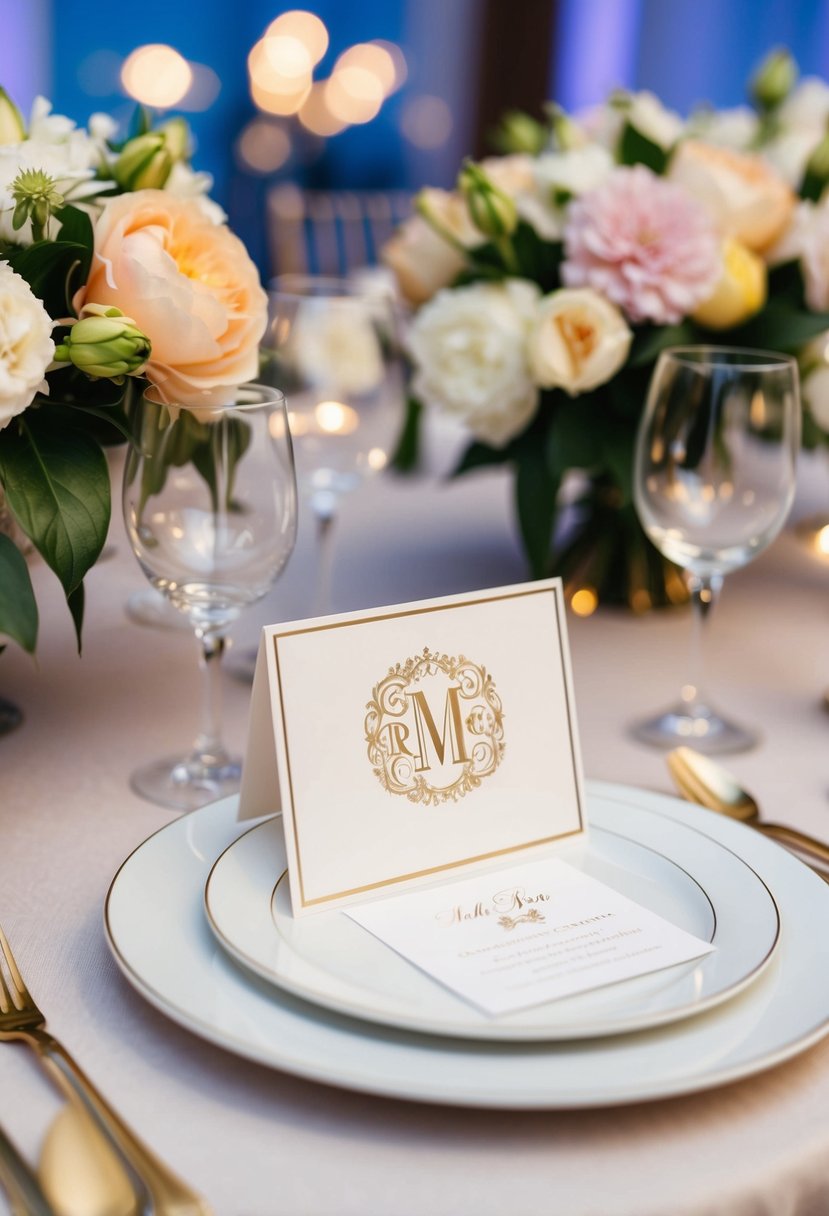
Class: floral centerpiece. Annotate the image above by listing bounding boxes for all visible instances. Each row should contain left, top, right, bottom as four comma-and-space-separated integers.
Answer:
0, 90, 266, 655
384, 50, 829, 610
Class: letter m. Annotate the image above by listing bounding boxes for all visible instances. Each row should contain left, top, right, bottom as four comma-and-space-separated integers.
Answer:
408, 685, 469, 772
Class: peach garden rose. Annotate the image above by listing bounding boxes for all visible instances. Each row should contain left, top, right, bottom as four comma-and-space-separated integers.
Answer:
77, 189, 267, 405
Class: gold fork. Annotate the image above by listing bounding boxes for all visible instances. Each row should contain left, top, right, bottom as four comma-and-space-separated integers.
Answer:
0, 1120, 56, 1216
0, 923, 212, 1215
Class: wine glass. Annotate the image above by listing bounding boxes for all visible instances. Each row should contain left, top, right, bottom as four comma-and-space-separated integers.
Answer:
123, 384, 297, 810
262, 274, 405, 615
632, 346, 800, 752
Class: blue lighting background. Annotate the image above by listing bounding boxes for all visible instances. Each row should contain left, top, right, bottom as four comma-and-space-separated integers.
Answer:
2, 0, 829, 269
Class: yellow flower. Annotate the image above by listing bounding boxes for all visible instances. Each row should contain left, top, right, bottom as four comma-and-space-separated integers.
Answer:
692, 239, 767, 330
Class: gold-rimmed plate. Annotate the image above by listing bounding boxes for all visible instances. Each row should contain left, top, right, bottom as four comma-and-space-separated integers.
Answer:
203, 796, 779, 1041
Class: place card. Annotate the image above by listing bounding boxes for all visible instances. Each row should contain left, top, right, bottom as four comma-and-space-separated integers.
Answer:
347, 856, 715, 1016
239, 580, 586, 917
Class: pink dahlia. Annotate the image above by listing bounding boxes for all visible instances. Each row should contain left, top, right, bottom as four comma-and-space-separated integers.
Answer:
561, 165, 721, 324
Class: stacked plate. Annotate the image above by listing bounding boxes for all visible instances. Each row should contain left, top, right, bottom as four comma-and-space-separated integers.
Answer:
104, 782, 829, 1109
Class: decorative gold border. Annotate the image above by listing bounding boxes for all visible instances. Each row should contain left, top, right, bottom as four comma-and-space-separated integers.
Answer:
271, 584, 585, 909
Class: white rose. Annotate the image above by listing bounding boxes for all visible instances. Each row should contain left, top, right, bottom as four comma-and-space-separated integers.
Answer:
762, 129, 821, 188
626, 91, 684, 149
409, 279, 540, 447
290, 299, 384, 396
535, 145, 614, 199
382, 212, 466, 306
580, 92, 683, 153
0, 262, 54, 429
770, 200, 829, 310
687, 106, 759, 151
528, 288, 632, 395
668, 139, 795, 251
779, 78, 829, 130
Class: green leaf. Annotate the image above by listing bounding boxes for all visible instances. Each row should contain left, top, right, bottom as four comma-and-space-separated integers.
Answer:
454, 439, 510, 476
731, 300, 829, 352
628, 322, 696, 368
67, 581, 84, 654
3, 239, 89, 317
53, 204, 94, 268
511, 226, 563, 292
514, 444, 561, 578
391, 398, 422, 472
0, 414, 110, 598
547, 396, 603, 475
618, 121, 670, 174
600, 426, 636, 505
800, 167, 825, 203
0, 534, 38, 653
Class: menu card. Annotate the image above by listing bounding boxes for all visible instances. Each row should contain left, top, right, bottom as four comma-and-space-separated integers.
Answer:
347, 856, 714, 1016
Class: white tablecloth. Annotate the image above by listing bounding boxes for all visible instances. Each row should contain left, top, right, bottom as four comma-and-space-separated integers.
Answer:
2, 436, 829, 1216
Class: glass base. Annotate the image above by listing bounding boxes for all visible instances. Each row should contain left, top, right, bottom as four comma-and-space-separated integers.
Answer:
631, 702, 758, 754
129, 753, 242, 812
0, 696, 22, 735
124, 588, 192, 632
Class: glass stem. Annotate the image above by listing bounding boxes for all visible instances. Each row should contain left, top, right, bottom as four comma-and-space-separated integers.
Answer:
313, 505, 338, 617
192, 629, 230, 768
684, 573, 723, 715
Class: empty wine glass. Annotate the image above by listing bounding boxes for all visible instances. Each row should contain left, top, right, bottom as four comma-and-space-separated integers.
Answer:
633, 346, 800, 752
123, 384, 297, 810
262, 274, 405, 615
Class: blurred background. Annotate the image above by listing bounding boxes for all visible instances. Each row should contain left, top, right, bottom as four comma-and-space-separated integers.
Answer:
3, 0, 829, 274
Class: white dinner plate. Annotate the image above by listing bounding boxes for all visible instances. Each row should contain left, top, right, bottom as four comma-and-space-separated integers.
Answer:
104, 783, 829, 1109
203, 804, 780, 1041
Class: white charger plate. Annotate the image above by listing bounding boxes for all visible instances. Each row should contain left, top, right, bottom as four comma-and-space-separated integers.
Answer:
203, 803, 780, 1041
104, 783, 829, 1109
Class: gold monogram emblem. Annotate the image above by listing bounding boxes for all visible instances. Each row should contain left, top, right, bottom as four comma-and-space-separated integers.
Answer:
364, 647, 505, 805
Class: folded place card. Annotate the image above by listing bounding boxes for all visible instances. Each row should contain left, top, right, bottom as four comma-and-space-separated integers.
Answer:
239, 579, 586, 916
346, 856, 715, 1016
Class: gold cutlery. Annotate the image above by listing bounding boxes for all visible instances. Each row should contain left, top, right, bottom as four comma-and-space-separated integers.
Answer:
667, 747, 829, 871
0, 923, 212, 1215
0, 1119, 56, 1216
39, 1103, 137, 1216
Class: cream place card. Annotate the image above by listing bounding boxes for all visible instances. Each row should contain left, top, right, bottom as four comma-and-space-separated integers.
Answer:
347, 857, 714, 1016
239, 580, 586, 916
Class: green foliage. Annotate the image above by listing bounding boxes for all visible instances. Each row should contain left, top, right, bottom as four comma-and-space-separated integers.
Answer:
514, 430, 561, 579
618, 122, 671, 174
391, 398, 423, 472
0, 413, 110, 633
0, 534, 38, 653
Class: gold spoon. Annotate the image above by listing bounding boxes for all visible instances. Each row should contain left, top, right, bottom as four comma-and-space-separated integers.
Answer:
39, 1104, 137, 1216
667, 747, 829, 869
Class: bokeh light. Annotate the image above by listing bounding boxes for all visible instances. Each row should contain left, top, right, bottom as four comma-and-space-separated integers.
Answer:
266, 11, 329, 66
335, 43, 396, 97
325, 66, 384, 125
298, 83, 347, 137
570, 588, 598, 617
263, 35, 313, 79
248, 38, 311, 95
251, 77, 312, 116
370, 41, 408, 93
181, 63, 221, 112
121, 45, 193, 109
400, 95, 453, 148
236, 120, 292, 174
